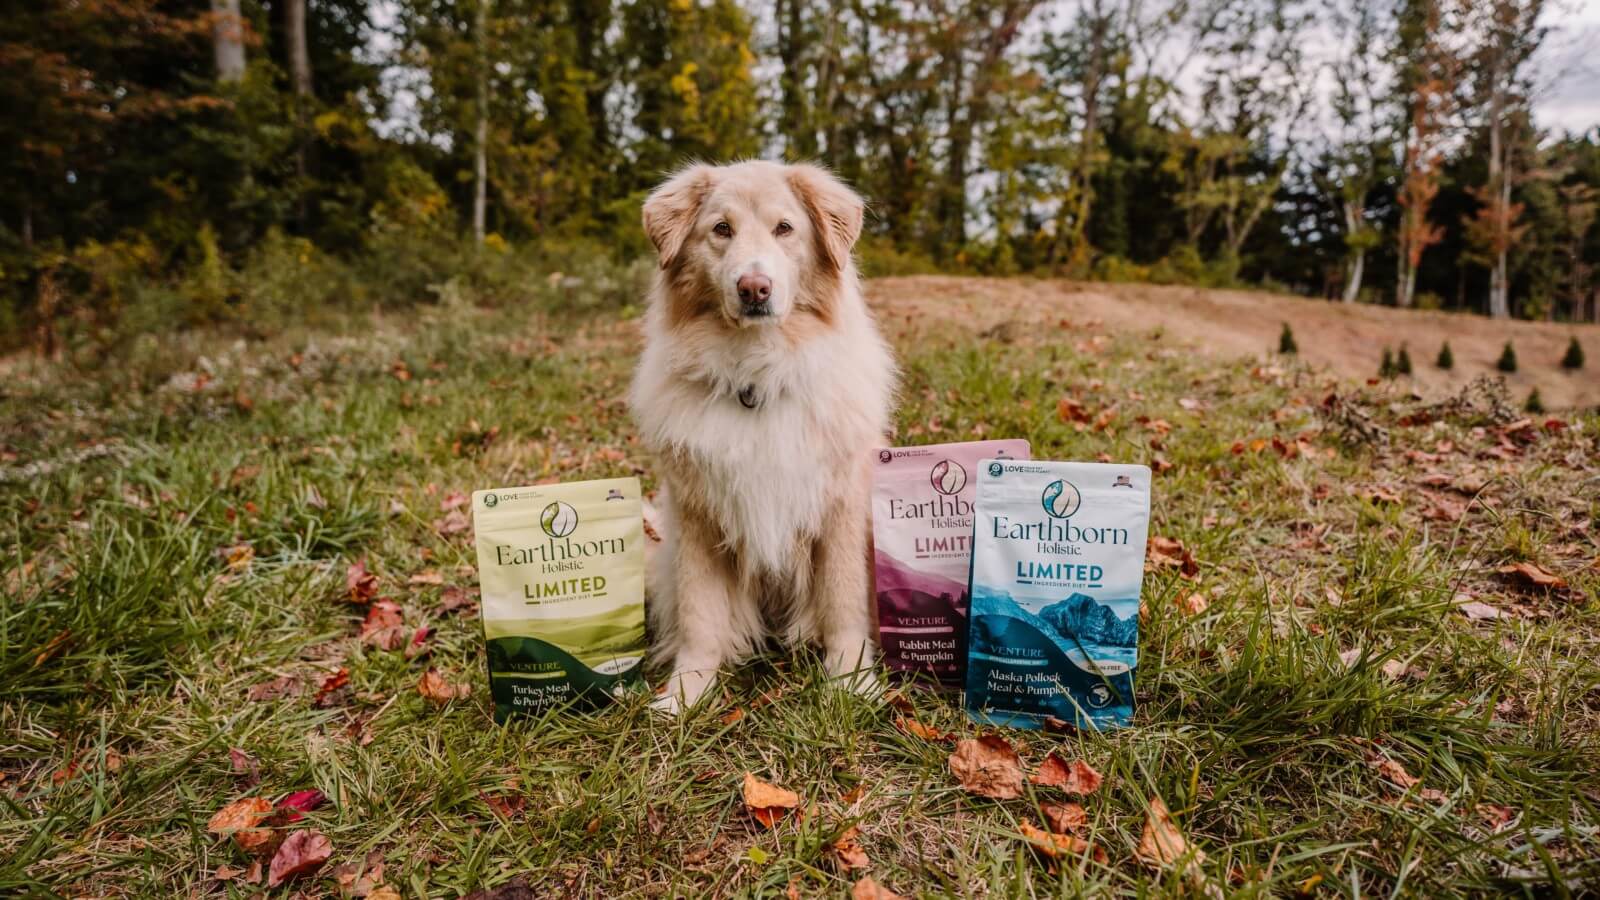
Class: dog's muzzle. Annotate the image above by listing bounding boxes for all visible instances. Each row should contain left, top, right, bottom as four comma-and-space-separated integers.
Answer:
737, 273, 773, 319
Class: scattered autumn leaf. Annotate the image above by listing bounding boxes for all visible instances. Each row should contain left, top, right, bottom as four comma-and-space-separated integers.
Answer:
742, 772, 801, 828
230, 747, 261, 786
345, 560, 379, 604
1477, 804, 1516, 832
267, 829, 332, 888
1496, 561, 1568, 592
1018, 819, 1108, 863
438, 585, 479, 616
893, 715, 951, 742
1030, 753, 1103, 795
851, 875, 906, 900
249, 672, 305, 702
359, 601, 407, 650
315, 668, 350, 704
433, 509, 471, 537
277, 789, 326, 822
1147, 536, 1200, 579
1455, 597, 1506, 621
207, 796, 277, 854
1134, 796, 1205, 870
1367, 755, 1420, 790
948, 735, 1025, 800
440, 491, 469, 512
830, 826, 870, 869
720, 707, 746, 726
1177, 591, 1209, 615
417, 669, 470, 704
1041, 801, 1088, 835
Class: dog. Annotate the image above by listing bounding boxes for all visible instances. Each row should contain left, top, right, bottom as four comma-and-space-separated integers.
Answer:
629, 160, 897, 714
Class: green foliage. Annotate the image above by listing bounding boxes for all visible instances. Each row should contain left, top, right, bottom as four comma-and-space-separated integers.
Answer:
1437, 341, 1454, 370
1524, 386, 1544, 414
1562, 336, 1585, 369
1396, 344, 1413, 375
1497, 342, 1518, 373
1379, 347, 1396, 378
1279, 322, 1298, 355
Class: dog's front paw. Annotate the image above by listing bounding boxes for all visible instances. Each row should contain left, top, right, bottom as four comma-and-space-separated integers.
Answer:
650, 667, 717, 716
831, 666, 883, 700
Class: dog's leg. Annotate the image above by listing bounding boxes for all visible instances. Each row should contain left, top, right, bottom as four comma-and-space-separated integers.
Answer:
812, 491, 880, 697
650, 510, 757, 715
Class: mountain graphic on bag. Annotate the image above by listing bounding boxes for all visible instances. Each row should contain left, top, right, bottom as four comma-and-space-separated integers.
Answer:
472, 478, 646, 722
964, 460, 1150, 729
870, 439, 1029, 689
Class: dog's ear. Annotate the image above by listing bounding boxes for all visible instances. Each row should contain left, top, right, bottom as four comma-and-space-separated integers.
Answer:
642, 164, 715, 269
788, 164, 864, 272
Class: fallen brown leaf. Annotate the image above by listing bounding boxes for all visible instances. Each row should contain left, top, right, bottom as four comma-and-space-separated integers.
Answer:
345, 560, 379, 604
1147, 536, 1200, 579
948, 736, 1025, 800
893, 715, 951, 742
247, 674, 304, 702
1134, 796, 1205, 870
742, 772, 800, 828
267, 829, 332, 888
720, 707, 746, 726
1030, 754, 1103, 795
1477, 803, 1516, 832
417, 669, 469, 704
433, 509, 471, 537
1496, 561, 1568, 591
851, 876, 906, 900
207, 796, 277, 855
1367, 755, 1420, 790
1018, 820, 1108, 863
1041, 801, 1088, 834
1177, 591, 1209, 615
830, 826, 870, 869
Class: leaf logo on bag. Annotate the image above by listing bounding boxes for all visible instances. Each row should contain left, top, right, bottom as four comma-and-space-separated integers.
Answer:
929, 459, 967, 495
1040, 480, 1082, 519
540, 501, 579, 538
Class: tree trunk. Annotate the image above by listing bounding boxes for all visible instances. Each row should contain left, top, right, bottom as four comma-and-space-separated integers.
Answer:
1065, 1, 1108, 272
20, 199, 32, 250
472, 0, 489, 246
1401, 265, 1418, 311
287, 0, 313, 98
777, 0, 814, 157
1344, 250, 1365, 303
211, 0, 246, 83
1486, 47, 1510, 319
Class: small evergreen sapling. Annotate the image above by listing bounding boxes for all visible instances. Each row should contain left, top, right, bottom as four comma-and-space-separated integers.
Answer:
1561, 337, 1584, 369
1436, 341, 1454, 369
1397, 344, 1413, 375
1497, 342, 1518, 373
1525, 387, 1544, 414
1279, 322, 1298, 355
1379, 347, 1396, 378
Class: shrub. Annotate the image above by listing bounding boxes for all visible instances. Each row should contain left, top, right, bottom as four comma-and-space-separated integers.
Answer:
1436, 341, 1454, 370
1497, 342, 1518, 373
1379, 347, 1396, 378
1396, 344, 1413, 375
1524, 387, 1544, 414
1561, 337, 1584, 370
1278, 323, 1298, 355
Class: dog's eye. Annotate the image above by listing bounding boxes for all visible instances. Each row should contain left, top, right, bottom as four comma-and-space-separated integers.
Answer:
713, 222, 732, 238
774, 221, 793, 237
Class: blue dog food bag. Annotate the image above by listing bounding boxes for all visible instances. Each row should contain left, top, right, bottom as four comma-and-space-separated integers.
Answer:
964, 460, 1151, 730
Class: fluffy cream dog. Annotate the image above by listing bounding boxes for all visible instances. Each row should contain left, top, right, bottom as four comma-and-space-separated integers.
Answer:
629, 161, 897, 713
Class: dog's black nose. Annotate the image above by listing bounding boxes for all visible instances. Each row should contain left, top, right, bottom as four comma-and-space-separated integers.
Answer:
737, 273, 772, 314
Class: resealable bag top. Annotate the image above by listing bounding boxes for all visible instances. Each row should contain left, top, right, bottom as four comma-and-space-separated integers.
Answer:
870, 439, 1030, 689
964, 459, 1150, 730
472, 478, 646, 722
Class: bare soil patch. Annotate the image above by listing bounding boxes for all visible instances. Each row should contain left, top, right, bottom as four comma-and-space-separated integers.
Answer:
867, 276, 1599, 409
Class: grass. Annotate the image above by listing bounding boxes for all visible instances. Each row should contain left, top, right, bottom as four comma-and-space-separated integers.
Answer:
2, 287, 1598, 897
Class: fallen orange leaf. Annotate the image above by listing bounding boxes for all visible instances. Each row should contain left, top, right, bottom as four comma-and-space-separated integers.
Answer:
1030, 753, 1103, 795
1496, 561, 1568, 591
267, 829, 332, 888
742, 773, 800, 828
207, 796, 277, 855
1134, 796, 1205, 870
948, 736, 1024, 799
830, 826, 870, 869
1018, 820, 1108, 863
1041, 801, 1088, 834
893, 715, 951, 742
851, 875, 906, 900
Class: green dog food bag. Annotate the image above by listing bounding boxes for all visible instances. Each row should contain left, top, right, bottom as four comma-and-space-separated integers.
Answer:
472, 478, 646, 721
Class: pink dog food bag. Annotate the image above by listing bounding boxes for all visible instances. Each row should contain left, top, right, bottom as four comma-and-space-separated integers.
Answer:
871, 439, 1030, 688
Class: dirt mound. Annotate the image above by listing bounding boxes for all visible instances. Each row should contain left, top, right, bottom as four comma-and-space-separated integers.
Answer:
866, 276, 1599, 410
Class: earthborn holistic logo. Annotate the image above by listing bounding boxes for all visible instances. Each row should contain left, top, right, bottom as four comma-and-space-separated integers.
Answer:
987, 461, 1004, 477
1041, 479, 1083, 518
482, 492, 499, 508
540, 501, 579, 538
929, 459, 967, 495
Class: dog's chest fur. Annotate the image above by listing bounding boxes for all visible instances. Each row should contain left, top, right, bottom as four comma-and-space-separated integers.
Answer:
632, 308, 893, 577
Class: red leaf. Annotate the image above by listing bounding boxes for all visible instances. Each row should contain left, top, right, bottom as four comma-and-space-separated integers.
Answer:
277, 789, 326, 823
267, 829, 333, 888
345, 560, 379, 604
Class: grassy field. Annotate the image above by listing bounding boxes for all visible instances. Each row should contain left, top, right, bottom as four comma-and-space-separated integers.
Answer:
2, 284, 1598, 898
